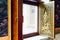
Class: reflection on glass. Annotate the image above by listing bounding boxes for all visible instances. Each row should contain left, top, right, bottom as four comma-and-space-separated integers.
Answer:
23, 4, 38, 35
41, 0, 49, 3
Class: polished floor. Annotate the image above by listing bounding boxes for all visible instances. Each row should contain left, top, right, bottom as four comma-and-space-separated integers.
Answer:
24, 35, 53, 40
54, 33, 60, 40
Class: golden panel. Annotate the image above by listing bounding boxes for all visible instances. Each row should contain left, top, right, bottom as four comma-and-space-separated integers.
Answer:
39, 1, 54, 38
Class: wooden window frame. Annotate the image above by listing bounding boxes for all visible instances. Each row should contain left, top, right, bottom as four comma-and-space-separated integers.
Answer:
23, 0, 39, 38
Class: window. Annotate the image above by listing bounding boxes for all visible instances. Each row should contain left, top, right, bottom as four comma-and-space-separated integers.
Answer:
41, 0, 49, 3
23, 4, 38, 35
23, 0, 39, 38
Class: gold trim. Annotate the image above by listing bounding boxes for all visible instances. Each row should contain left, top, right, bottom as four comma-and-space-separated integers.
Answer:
53, 1, 54, 39
8, 0, 11, 40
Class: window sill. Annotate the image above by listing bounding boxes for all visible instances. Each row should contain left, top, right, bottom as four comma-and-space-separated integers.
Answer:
24, 35, 49, 40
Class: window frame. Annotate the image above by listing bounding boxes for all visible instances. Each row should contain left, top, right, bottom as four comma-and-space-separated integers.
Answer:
23, 0, 39, 38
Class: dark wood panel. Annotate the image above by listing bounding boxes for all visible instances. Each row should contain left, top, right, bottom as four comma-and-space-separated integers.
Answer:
18, 0, 23, 40
12, 0, 23, 40
23, 32, 39, 38
12, 0, 18, 40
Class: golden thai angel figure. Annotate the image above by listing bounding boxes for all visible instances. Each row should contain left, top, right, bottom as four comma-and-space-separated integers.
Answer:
42, 11, 51, 35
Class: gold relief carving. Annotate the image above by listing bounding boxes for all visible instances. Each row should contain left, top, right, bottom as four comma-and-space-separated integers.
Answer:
41, 10, 51, 35
39, 1, 54, 38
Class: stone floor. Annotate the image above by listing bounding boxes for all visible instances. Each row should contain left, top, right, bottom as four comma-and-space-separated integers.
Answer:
54, 33, 60, 40
24, 34, 60, 40
24, 35, 54, 40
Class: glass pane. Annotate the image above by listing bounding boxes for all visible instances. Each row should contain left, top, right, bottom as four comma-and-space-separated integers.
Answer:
23, 4, 38, 35
41, 0, 49, 3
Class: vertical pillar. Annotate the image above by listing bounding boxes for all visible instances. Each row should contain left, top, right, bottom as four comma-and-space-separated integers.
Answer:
12, 0, 23, 40
12, 0, 18, 40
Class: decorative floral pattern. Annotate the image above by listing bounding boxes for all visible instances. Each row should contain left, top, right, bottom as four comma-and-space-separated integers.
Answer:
42, 11, 51, 35
39, 1, 54, 38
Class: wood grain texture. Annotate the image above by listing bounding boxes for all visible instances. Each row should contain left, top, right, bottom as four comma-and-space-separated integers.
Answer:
18, 0, 23, 40
0, 36, 8, 40
12, 0, 18, 40
55, 28, 60, 31
12, 0, 23, 40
